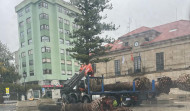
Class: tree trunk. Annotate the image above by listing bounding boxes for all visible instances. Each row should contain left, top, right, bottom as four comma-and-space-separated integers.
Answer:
175, 74, 190, 91
61, 98, 132, 111
90, 77, 173, 94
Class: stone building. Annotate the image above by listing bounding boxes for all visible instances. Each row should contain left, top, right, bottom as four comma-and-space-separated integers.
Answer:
95, 20, 190, 84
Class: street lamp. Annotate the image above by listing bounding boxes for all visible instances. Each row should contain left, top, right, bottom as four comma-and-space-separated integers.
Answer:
0, 74, 1, 83
0, 74, 3, 84
23, 71, 27, 100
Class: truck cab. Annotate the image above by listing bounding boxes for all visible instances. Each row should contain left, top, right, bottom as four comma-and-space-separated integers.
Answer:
60, 75, 92, 104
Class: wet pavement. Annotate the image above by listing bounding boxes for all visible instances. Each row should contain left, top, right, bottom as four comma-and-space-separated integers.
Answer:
0, 104, 16, 111
2, 93, 190, 111
132, 99, 190, 111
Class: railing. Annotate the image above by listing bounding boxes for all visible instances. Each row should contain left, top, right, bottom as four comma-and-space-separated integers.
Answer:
95, 66, 190, 79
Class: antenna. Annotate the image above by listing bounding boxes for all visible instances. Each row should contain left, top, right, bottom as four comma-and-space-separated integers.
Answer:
127, 18, 132, 32
176, 8, 178, 21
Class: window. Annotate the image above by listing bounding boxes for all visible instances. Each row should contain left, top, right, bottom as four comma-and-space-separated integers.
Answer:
62, 70, 65, 75
22, 62, 26, 67
39, 13, 49, 19
59, 17, 63, 23
23, 71, 27, 77
21, 52, 25, 57
28, 50, 33, 55
156, 52, 164, 71
25, 6, 30, 13
42, 58, 51, 63
114, 60, 120, 76
20, 31, 24, 39
61, 60, 65, 64
72, 23, 76, 28
41, 47, 51, 53
66, 51, 70, 55
145, 37, 149, 41
134, 56, 141, 73
64, 19, 70, 25
67, 71, 72, 75
19, 21, 24, 27
75, 72, 79, 74
60, 38, 64, 43
41, 48, 45, 52
40, 24, 49, 30
21, 42, 25, 48
30, 70, 34, 76
66, 40, 70, 45
39, 2, 48, 9
124, 42, 128, 46
44, 80, 51, 85
29, 60, 33, 66
169, 29, 178, 32
67, 61, 72, 65
41, 36, 50, 42
18, 11, 23, 17
46, 47, 51, 52
72, 23, 79, 29
75, 62, 79, 66
64, 9, 69, 15
59, 28, 63, 34
60, 49, 64, 54
58, 6, 63, 13
43, 69, 52, 74
27, 28, 31, 34
28, 39, 32, 45
26, 17, 31, 24
64, 30, 70, 35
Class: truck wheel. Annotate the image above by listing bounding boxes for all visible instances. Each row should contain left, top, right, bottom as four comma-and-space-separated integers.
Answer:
70, 96, 77, 103
82, 97, 90, 103
62, 94, 69, 103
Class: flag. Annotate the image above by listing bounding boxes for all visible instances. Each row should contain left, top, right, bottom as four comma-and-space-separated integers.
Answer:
122, 56, 125, 64
131, 52, 134, 61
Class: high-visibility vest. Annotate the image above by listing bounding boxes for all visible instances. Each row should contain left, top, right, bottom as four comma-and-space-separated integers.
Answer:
79, 64, 94, 76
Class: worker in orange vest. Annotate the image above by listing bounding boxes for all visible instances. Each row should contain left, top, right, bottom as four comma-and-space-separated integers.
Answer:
79, 63, 94, 77
85, 63, 94, 77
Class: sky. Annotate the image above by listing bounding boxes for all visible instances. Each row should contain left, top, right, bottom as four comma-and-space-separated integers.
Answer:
0, 0, 189, 52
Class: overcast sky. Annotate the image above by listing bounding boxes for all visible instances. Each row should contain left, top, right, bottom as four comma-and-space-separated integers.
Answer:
0, 0, 189, 52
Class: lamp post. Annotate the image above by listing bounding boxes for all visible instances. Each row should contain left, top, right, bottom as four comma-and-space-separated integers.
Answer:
23, 71, 27, 100
0, 74, 3, 84
0, 74, 1, 83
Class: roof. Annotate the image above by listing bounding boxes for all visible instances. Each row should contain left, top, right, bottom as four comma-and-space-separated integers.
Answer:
109, 20, 190, 51
119, 26, 152, 38
107, 40, 130, 52
15, 0, 80, 14
146, 20, 190, 44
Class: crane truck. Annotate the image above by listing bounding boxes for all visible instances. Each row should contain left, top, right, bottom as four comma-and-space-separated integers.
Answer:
60, 65, 156, 107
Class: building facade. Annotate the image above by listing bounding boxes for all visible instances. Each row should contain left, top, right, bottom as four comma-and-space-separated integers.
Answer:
96, 20, 190, 84
15, 0, 80, 85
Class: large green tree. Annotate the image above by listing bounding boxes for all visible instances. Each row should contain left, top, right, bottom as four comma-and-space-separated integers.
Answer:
69, 0, 116, 64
